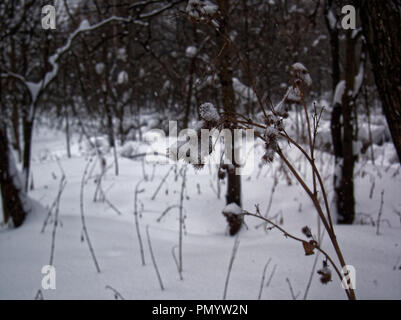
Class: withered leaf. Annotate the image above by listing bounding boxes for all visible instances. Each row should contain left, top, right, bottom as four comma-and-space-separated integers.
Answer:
302, 240, 315, 256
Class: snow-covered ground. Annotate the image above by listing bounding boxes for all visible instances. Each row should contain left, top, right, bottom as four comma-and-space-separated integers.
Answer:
0, 125, 400, 300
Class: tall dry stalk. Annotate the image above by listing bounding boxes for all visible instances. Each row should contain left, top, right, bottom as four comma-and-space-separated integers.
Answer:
134, 179, 146, 266
178, 166, 187, 280
80, 158, 101, 273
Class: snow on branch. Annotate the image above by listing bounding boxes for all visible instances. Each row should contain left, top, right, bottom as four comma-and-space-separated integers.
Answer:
139, 0, 184, 19
1, 15, 147, 121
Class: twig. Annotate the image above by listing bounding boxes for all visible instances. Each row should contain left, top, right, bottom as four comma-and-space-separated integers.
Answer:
134, 179, 146, 266
157, 205, 180, 222
286, 278, 300, 300
146, 226, 164, 291
171, 245, 181, 279
222, 236, 240, 300
151, 166, 174, 200
80, 158, 101, 273
265, 264, 277, 288
49, 175, 67, 266
34, 290, 44, 300
303, 251, 320, 300
257, 258, 272, 300
376, 190, 385, 235
141, 158, 148, 181
243, 209, 349, 299
41, 180, 67, 233
105, 285, 125, 300
178, 166, 187, 280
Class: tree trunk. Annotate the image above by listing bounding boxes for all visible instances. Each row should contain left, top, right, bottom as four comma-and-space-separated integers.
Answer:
217, 0, 242, 236
0, 126, 26, 227
327, 23, 343, 160
324, 0, 348, 222
337, 31, 357, 224
65, 108, 71, 158
9, 37, 22, 162
359, 0, 401, 163
22, 113, 34, 193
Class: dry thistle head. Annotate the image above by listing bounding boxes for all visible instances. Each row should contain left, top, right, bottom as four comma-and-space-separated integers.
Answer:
302, 226, 313, 239
169, 103, 220, 170
317, 260, 332, 285
261, 114, 284, 164
199, 102, 220, 128
286, 62, 312, 103
291, 62, 312, 88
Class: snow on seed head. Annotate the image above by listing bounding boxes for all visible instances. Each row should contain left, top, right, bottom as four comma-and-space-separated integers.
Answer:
291, 62, 312, 87
199, 102, 220, 123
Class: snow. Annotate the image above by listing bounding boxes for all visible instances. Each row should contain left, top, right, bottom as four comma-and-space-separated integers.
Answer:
327, 10, 337, 30
233, 78, 257, 102
0, 125, 400, 300
354, 63, 364, 96
186, 0, 218, 20
85, 136, 110, 156
291, 62, 312, 87
312, 35, 327, 47
117, 48, 128, 62
186, 46, 198, 58
333, 80, 345, 105
117, 71, 129, 85
79, 19, 90, 30
95, 63, 105, 75
285, 86, 302, 103
223, 203, 243, 216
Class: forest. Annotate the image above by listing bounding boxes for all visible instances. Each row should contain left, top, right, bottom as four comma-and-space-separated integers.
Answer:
0, 0, 400, 300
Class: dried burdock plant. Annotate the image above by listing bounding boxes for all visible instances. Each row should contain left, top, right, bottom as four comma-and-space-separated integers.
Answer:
186, 9, 356, 299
